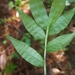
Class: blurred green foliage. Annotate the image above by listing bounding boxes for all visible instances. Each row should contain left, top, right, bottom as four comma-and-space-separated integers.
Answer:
9, 52, 19, 59
8, 0, 26, 8
21, 33, 31, 46
4, 63, 18, 73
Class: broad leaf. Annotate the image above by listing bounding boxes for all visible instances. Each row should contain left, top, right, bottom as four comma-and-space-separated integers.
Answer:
29, 0, 48, 29
49, 8, 75, 35
6, 35, 44, 67
48, 0, 66, 26
16, 7, 45, 40
47, 33, 75, 52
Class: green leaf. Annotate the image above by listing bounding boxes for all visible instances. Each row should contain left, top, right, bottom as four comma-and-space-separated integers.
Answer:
29, 0, 48, 29
49, 8, 75, 35
8, 1, 14, 8
47, 33, 75, 52
15, 0, 21, 6
5, 63, 18, 73
16, 7, 45, 40
6, 35, 44, 67
48, 0, 66, 26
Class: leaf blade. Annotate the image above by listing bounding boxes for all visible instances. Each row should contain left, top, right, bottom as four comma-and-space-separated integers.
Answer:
47, 33, 75, 52
6, 35, 44, 67
29, 0, 48, 29
16, 7, 45, 40
49, 8, 75, 35
48, 0, 66, 26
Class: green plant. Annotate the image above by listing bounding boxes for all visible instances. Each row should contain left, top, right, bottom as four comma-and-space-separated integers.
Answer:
0, 19, 5, 24
9, 52, 19, 59
3, 40, 7, 45
4, 63, 18, 73
6, 0, 75, 75
21, 33, 31, 46
8, 0, 26, 8
0, 62, 18, 75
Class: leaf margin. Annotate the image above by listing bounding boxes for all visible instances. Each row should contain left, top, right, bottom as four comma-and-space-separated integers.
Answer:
47, 33, 75, 53
6, 35, 44, 67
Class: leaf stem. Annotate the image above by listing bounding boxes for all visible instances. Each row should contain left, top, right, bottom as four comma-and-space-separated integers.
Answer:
44, 25, 50, 75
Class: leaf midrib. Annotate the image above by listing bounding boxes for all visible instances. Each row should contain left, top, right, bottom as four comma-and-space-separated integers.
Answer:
20, 10, 45, 39
15, 41, 44, 64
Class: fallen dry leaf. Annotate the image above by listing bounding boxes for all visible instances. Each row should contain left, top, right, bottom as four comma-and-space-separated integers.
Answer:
0, 51, 7, 72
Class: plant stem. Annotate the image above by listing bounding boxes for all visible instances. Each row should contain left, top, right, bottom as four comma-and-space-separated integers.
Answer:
44, 25, 50, 75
